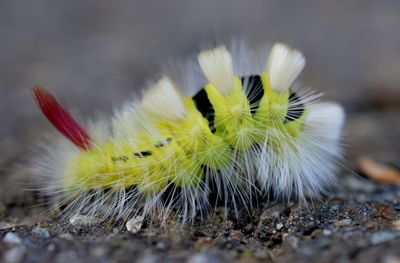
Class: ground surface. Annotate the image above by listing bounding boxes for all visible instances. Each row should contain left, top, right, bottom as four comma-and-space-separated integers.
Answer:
0, 180, 400, 263
1, 1, 400, 263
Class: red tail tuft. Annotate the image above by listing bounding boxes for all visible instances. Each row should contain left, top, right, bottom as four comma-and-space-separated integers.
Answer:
32, 86, 93, 151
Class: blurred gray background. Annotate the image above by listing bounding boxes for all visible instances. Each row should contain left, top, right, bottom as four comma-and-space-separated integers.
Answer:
1, 0, 399, 165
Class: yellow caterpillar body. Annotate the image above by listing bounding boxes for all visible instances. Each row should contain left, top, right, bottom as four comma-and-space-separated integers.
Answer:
33, 42, 345, 222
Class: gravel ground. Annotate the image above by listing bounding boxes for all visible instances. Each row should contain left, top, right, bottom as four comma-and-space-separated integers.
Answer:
1, 1, 400, 262
1, 183, 400, 263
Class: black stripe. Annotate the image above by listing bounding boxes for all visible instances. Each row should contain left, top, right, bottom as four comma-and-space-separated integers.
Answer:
155, 138, 172, 148
133, 151, 153, 158
284, 90, 304, 123
111, 156, 129, 162
241, 75, 264, 115
192, 88, 216, 133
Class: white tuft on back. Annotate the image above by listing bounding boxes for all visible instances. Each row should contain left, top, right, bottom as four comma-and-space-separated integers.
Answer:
265, 43, 306, 92
304, 102, 345, 141
198, 46, 234, 94
140, 77, 186, 120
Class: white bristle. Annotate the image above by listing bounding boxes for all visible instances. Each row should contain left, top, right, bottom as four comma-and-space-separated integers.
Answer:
141, 77, 186, 120
265, 43, 306, 92
198, 46, 234, 94
304, 102, 345, 141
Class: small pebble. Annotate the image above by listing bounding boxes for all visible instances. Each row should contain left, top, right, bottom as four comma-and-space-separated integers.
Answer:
276, 223, 284, 230
126, 215, 144, 233
322, 229, 332, 236
333, 219, 352, 227
3, 232, 22, 246
4, 246, 26, 263
69, 214, 97, 226
370, 232, 400, 245
32, 226, 50, 238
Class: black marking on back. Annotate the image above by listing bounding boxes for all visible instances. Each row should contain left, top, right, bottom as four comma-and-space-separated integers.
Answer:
111, 156, 129, 162
241, 75, 264, 115
155, 138, 172, 148
285, 90, 304, 122
133, 151, 153, 158
192, 88, 216, 133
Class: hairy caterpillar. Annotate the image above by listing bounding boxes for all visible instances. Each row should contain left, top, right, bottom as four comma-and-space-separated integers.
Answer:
32, 42, 345, 223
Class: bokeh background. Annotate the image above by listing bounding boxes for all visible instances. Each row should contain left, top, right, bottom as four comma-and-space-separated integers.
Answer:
1, 2, 400, 262
1, 0, 399, 167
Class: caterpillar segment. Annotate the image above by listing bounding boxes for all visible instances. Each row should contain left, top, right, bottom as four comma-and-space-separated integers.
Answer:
32, 42, 345, 221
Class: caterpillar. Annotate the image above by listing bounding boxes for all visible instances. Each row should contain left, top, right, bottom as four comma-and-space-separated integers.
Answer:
31, 41, 345, 223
